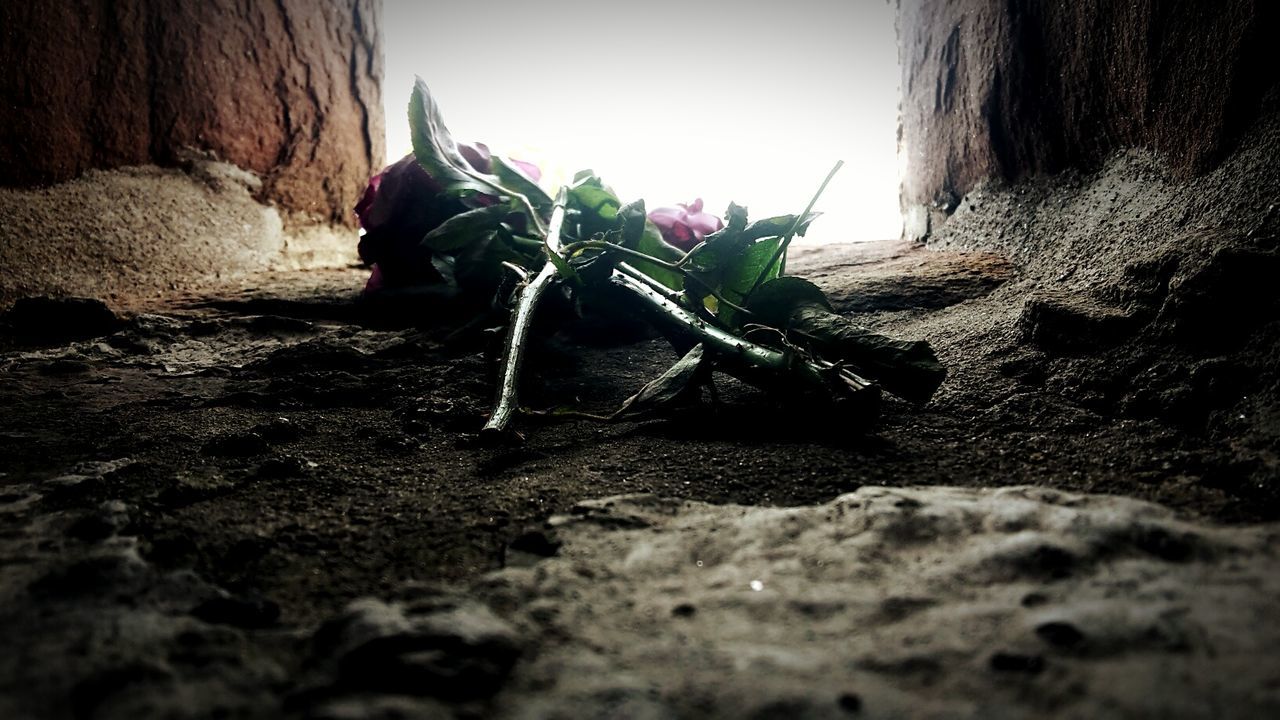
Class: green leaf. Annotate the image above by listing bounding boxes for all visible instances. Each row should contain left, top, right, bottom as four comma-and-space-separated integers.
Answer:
564, 174, 624, 247
568, 176, 620, 221
743, 276, 833, 324
421, 202, 518, 252
717, 236, 784, 327
617, 199, 649, 250
742, 212, 821, 242
491, 156, 553, 218
678, 205, 805, 323
680, 204, 814, 301
571, 199, 683, 292
544, 241, 579, 284
630, 222, 685, 291
746, 277, 946, 404
683, 202, 750, 272
720, 202, 750, 234
724, 237, 784, 296
451, 227, 531, 298
613, 344, 707, 418
409, 78, 495, 201
409, 78, 550, 239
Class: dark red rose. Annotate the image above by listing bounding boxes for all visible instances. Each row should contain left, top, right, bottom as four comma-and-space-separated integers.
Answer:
355, 144, 540, 292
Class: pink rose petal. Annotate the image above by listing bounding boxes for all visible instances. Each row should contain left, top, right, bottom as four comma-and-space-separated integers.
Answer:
648, 199, 724, 250
509, 158, 542, 182
458, 142, 492, 173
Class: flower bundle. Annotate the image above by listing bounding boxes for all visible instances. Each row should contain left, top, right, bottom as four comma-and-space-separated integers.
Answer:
357, 79, 945, 437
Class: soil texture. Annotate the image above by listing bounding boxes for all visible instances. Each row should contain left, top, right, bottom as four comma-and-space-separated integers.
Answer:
2, 131, 1278, 716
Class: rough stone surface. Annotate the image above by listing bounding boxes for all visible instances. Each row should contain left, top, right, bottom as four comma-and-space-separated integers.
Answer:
309, 596, 523, 702
2, 2, 1277, 716
1, 297, 124, 340
0, 227, 1276, 715
5, 475, 1276, 717
1, 66, 1278, 715
898, 0, 1280, 237
0, 161, 357, 306
467, 488, 1280, 718
916, 115, 1280, 492
0, 0, 383, 227
790, 240, 1012, 313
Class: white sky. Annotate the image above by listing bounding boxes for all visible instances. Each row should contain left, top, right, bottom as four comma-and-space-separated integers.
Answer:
381, 0, 901, 242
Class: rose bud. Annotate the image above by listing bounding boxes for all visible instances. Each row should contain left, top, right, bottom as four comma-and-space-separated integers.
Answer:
647, 198, 723, 251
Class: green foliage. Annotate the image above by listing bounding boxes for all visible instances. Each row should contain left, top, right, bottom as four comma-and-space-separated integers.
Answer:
743, 277, 833, 323
676, 205, 820, 326
398, 80, 943, 435
543, 239, 579, 283
747, 277, 946, 404
613, 344, 707, 418
410, 77, 550, 234
559, 176, 684, 291
565, 174, 622, 247
616, 200, 649, 250
716, 236, 783, 327
683, 203, 749, 273
491, 156, 554, 216
742, 212, 820, 242
409, 78, 498, 204
632, 224, 685, 292
433, 227, 530, 299
567, 177, 620, 220
421, 202, 519, 252
683, 208, 816, 274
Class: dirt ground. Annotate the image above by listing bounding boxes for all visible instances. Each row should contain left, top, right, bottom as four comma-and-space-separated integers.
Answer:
1, 127, 1278, 716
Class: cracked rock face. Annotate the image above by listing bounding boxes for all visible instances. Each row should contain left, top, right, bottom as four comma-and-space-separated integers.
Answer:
897, 0, 1277, 231
0, 0, 382, 304
0, 0, 383, 227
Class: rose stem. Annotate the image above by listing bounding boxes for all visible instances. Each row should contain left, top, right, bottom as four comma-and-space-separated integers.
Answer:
559, 239, 755, 319
481, 188, 570, 437
611, 264, 877, 403
744, 160, 844, 299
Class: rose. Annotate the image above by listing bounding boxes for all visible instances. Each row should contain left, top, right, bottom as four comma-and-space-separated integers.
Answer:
457, 142, 542, 183
354, 152, 457, 293
647, 198, 723, 251
354, 143, 540, 293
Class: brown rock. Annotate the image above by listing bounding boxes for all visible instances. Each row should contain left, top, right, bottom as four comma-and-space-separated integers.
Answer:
898, 0, 1279, 237
0, 0, 384, 227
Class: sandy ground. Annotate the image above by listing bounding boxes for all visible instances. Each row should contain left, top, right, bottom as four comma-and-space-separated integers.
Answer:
1, 119, 1278, 717
0, 158, 357, 307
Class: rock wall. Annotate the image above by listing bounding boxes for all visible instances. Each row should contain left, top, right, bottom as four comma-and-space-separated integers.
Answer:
898, 0, 1279, 238
895, 1, 1280, 501
0, 0, 383, 227
0, 160, 360, 306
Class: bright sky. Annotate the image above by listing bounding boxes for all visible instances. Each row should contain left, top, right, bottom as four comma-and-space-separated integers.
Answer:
381, 0, 901, 242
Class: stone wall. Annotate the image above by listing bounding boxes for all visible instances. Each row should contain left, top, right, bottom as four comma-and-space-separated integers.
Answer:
0, 0, 383, 227
898, 0, 1279, 239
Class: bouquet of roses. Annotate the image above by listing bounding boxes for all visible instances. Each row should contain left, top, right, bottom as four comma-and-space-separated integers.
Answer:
356, 78, 945, 438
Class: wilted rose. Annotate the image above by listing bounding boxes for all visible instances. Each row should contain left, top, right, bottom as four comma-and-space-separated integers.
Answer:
355, 144, 540, 292
647, 198, 723, 251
